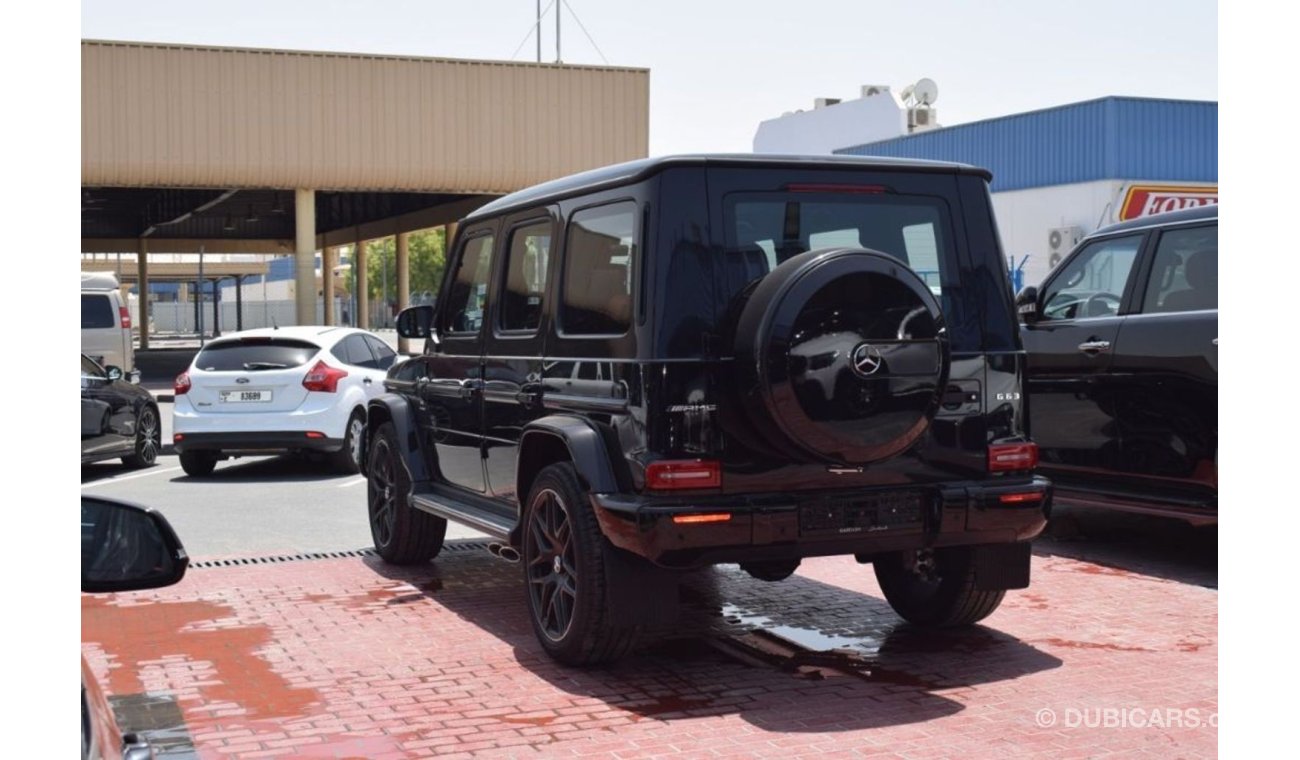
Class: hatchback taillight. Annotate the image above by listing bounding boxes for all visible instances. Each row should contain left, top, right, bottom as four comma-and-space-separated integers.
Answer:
174, 371, 191, 396
645, 459, 722, 490
119, 306, 132, 330
302, 360, 348, 393
988, 442, 1039, 472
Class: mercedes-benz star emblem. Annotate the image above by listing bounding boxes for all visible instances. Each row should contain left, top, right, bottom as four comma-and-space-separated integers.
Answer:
850, 343, 884, 378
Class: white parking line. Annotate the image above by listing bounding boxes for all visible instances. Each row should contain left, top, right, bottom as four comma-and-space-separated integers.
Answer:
336, 477, 367, 488
81, 466, 183, 489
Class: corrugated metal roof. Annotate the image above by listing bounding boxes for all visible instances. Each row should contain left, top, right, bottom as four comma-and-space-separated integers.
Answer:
82, 40, 649, 193
836, 97, 1217, 192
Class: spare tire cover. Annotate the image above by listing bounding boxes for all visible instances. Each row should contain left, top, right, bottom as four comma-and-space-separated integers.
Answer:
732, 247, 950, 465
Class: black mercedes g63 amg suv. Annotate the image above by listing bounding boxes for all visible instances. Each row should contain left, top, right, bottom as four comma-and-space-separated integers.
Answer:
366, 155, 1051, 665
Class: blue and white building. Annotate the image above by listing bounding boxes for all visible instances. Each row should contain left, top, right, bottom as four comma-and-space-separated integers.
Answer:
755, 93, 1217, 287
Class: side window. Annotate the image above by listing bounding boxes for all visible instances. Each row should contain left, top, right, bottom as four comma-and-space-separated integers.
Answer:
561, 202, 637, 336
500, 220, 552, 332
81, 355, 105, 379
337, 335, 379, 369
82, 294, 115, 329
364, 335, 398, 369
1141, 225, 1217, 314
443, 233, 495, 334
1041, 234, 1143, 320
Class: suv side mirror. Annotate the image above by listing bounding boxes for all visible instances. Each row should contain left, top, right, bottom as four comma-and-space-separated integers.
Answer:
82, 497, 189, 593
1015, 286, 1041, 325
104, 365, 124, 382
397, 304, 436, 340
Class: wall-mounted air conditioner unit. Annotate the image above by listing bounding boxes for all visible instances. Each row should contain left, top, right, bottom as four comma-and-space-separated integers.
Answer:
1047, 226, 1084, 269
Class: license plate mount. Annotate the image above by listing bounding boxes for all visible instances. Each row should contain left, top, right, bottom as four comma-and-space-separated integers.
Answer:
799, 492, 926, 536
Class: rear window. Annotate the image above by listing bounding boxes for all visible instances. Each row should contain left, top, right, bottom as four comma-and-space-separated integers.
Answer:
81, 294, 116, 329
194, 338, 320, 371
724, 192, 954, 297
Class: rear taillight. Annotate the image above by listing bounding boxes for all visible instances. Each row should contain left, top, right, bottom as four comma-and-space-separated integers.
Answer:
645, 459, 722, 491
302, 360, 348, 393
119, 306, 132, 330
174, 371, 191, 396
988, 442, 1039, 472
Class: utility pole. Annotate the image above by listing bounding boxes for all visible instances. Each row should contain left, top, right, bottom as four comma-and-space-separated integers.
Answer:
556, 0, 562, 62
537, 0, 542, 62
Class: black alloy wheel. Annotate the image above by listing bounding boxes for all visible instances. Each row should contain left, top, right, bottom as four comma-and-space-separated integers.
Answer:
873, 546, 1006, 627
368, 435, 398, 549
123, 405, 160, 468
366, 421, 446, 564
525, 487, 579, 642
520, 463, 639, 665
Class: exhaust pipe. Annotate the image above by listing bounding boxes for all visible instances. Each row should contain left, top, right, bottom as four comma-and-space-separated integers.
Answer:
488, 542, 520, 563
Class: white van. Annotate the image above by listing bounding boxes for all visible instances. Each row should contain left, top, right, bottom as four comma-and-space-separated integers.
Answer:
81, 272, 135, 374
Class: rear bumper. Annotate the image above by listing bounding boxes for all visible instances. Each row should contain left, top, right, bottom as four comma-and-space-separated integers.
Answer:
591, 476, 1052, 568
172, 431, 344, 454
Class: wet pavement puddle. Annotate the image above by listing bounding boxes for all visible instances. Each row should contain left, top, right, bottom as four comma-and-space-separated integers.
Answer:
709, 603, 936, 688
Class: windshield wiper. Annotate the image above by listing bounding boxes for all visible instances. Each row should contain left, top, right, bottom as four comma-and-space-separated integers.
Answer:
243, 361, 289, 370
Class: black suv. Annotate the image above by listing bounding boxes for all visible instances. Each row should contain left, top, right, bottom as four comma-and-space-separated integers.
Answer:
367, 155, 1051, 665
1017, 204, 1217, 524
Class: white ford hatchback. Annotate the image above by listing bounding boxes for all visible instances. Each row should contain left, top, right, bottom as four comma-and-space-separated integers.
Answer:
172, 326, 400, 477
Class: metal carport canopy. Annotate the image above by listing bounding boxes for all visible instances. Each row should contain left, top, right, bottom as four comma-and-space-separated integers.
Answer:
81, 39, 650, 193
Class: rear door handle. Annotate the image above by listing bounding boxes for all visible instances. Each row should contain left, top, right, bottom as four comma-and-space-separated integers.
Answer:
514, 382, 543, 406
423, 377, 482, 399
1078, 340, 1111, 355
363, 377, 373, 385
458, 378, 484, 399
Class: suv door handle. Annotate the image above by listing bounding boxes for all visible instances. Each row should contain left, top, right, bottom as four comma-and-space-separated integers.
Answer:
363, 377, 373, 385
457, 378, 484, 399
424, 377, 483, 399
1078, 340, 1111, 355
514, 382, 543, 406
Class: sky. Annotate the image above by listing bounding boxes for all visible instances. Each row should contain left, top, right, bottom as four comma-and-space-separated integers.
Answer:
81, 0, 1217, 156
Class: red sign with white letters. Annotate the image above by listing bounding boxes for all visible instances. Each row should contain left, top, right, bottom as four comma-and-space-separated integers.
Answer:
1118, 185, 1217, 221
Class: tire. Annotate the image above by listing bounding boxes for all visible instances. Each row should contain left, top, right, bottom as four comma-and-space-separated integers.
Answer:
873, 546, 1005, 627
121, 405, 161, 468
368, 422, 446, 564
332, 410, 366, 474
522, 462, 639, 666
730, 247, 950, 465
740, 559, 801, 582
179, 450, 218, 478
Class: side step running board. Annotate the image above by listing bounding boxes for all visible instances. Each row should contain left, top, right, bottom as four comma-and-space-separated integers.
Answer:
410, 488, 515, 541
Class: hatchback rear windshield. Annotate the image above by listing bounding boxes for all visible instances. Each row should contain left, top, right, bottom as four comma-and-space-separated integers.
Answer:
723, 191, 956, 299
194, 338, 320, 371
81, 294, 116, 329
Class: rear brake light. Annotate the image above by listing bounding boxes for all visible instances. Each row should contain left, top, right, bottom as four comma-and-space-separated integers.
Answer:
646, 459, 722, 490
305, 431, 326, 439
786, 183, 886, 194
119, 306, 132, 330
302, 360, 348, 393
174, 371, 191, 396
988, 443, 1039, 472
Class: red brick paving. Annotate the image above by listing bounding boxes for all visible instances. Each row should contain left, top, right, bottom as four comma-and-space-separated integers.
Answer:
82, 547, 1217, 758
